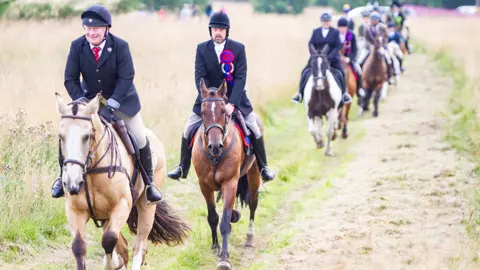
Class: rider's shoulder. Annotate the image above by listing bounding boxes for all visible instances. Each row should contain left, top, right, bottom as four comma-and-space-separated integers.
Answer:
71, 36, 86, 47
227, 39, 245, 50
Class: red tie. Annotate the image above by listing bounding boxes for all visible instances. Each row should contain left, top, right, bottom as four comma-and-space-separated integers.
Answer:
92, 47, 101, 63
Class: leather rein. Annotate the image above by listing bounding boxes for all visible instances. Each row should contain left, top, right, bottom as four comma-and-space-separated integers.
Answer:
60, 113, 130, 228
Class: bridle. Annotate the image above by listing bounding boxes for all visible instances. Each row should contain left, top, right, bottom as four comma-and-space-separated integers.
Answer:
60, 103, 129, 228
311, 53, 329, 90
201, 97, 232, 143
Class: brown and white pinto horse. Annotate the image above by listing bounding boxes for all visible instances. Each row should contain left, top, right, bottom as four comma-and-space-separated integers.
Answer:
192, 79, 261, 270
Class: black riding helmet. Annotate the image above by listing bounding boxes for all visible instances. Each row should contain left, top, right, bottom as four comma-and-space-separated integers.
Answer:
81, 4, 112, 28
209, 12, 230, 37
337, 17, 349, 27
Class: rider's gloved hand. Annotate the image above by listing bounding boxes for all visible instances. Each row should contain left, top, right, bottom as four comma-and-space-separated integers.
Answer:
99, 105, 115, 123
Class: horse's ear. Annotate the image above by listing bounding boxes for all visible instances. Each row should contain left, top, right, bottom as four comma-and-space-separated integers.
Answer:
55, 92, 68, 115
86, 94, 100, 115
218, 80, 228, 99
309, 44, 317, 55
199, 78, 208, 98
321, 44, 330, 55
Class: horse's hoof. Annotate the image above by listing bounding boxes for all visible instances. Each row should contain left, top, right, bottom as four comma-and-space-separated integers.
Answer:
231, 210, 241, 223
212, 246, 220, 257
373, 111, 379, 118
245, 234, 254, 248
317, 141, 324, 149
342, 132, 348, 139
217, 260, 232, 270
325, 151, 333, 157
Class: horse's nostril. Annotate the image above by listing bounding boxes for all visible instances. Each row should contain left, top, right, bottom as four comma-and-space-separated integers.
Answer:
208, 144, 213, 150
219, 144, 224, 149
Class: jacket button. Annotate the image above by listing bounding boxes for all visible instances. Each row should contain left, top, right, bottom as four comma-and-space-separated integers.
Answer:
96, 69, 99, 72
98, 79, 101, 83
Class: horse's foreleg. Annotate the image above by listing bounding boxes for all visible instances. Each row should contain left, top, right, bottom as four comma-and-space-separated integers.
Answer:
380, 81, 389, 101
102, 200, 131, 270
315, 116, 324, 148
200, 182, 220, 256
132, 193, 156, 270
245, 165, 261, 248
217, 182, 237, 270
363, 88, 372, 112
342, 103, 350, 139
373, 86, 382, 118
325, 109, 337, 156
67, 207, 89, 270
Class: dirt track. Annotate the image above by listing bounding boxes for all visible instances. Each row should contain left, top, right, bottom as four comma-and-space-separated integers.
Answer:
267, 51, 480, 269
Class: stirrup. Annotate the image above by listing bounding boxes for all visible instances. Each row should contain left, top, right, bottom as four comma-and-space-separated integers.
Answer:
167, 164, 184, 180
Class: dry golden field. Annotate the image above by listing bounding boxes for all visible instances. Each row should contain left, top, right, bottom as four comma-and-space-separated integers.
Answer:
2, 3, 480, 269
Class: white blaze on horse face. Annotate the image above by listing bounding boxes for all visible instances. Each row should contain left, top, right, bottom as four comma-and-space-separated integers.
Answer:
211, 102, 216, 121
317, 57, 325, 90
63, 125, 90, 189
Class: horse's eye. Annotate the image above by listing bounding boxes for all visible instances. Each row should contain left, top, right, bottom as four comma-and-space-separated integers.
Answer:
83, 135, 89, 143
222, 109, 226, 114
59, 134, 65, 141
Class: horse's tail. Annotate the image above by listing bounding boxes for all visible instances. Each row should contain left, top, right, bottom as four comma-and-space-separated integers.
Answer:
127, 201, 191, 246
236, 175, 249, 207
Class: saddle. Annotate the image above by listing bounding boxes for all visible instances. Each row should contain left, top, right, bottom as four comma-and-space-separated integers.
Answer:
110, 119, 143, 187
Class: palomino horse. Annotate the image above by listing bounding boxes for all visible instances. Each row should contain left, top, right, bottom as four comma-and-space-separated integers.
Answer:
360, 33, 388, 118
192, 79, 261, 270
338, 47, 357, 139
304, 44, 342, 156
55, 94, 189, 270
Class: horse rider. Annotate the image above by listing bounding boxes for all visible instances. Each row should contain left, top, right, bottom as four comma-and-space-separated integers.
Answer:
387, 2, 411, 53
167, 12, 276, 183
291, 12, 352, 105
387, 21, 405, 72
342, 4, 355, 31
51, 5, 163, 204
356, 11, 394, 83
338, 17, 365, 98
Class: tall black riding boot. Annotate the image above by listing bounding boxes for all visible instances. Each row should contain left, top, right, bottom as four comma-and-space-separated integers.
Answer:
252, 136, 275, 182
292, 67, 309, 103
167, 136, 192, 180
140, 139, 163, 204
51, 140, 65, 198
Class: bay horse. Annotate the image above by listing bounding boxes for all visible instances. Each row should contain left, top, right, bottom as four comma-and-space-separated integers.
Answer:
338, 47, 357, 139
55, 93, 189, 270
192, 79, 261, 270
304, 44, 342, 156
360, 33, 388, 118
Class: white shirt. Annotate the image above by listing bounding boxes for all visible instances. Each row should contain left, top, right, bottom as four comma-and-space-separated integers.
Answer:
214, 41, 226, 63
339, 33, 346, 43
321, 28, 329, 38
89, 39, 106, 57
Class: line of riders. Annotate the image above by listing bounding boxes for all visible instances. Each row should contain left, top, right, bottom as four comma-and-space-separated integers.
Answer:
292, 1, 411, 106
50, 2, 410, 203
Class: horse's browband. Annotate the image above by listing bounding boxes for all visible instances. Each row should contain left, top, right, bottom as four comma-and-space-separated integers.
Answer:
61, 115, 92, 121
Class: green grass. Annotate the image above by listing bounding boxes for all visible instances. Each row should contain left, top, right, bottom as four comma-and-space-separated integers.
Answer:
417, 41, 480, 240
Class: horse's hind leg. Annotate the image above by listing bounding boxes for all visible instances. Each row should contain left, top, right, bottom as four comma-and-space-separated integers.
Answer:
245, 165, 261, 248
132, 195, 156, 270
67, 208, 89, 270
342, 103, 351, 139
102, 202, 130, 270
200, 181, 220, 256
217, 181, 237, 270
